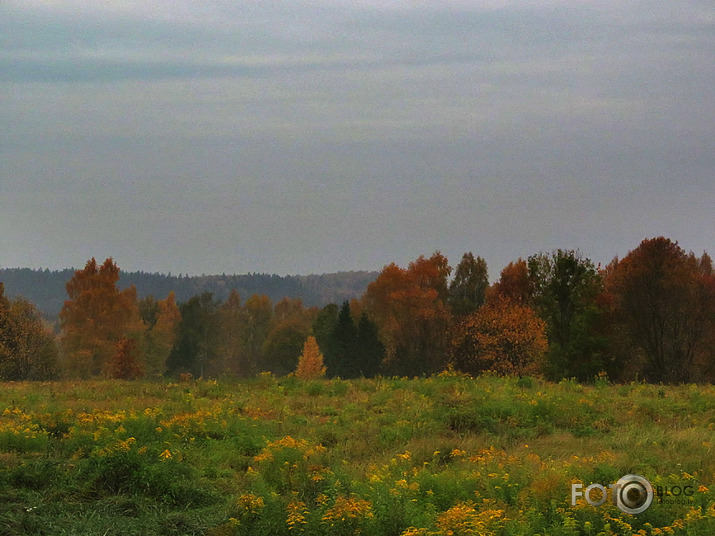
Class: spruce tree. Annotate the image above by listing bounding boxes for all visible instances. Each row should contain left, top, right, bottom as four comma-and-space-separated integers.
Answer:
356, 313, 384, 377
330, 301, 359, 378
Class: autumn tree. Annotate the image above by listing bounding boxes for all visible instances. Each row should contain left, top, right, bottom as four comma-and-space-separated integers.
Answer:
60, 258, 143, 377
241, 294, 274, 373
142, 291, 180, 378
274, 297, 305, 323
0, 284, 58, 381
295, 336, 326, 379
603, 237, 715, 383
363, 252, 451, 376
138, 295, 160, 329
413, 251, 452, 303
486, 259, 531, 304
107, 337, 143, 380
448, 252, 489, 316
450, 297, 547, 376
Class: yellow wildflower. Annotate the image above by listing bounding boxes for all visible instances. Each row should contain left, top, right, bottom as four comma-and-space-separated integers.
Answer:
236, 493, 265, 516
286, 500, 308, 531
322, 496, 374, 526
397, 450, 412, 461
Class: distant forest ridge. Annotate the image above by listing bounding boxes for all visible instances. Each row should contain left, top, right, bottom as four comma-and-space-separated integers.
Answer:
0, 268, 379, 320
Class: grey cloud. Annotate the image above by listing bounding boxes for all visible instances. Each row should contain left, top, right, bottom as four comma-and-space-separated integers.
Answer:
1, 1, 713, 275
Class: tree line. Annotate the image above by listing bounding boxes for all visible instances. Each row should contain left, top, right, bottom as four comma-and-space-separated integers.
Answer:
1, 236, 713, 383
0, 268, 377, 319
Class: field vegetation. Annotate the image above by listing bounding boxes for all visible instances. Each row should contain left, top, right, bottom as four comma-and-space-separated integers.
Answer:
0, 374, 713, 535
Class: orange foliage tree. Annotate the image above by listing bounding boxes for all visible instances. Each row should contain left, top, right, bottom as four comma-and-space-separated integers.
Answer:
295, 336, 326, 379
450, 297, 548, 376
107, 337, 143, 380
60, 258, 143, 377
603, 237, 715, 383
0, 283, 58, 381
486, 259, 531, 304
363, 252, 452, 376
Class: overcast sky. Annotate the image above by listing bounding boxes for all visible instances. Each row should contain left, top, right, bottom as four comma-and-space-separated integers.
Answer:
1, 1, 713, 277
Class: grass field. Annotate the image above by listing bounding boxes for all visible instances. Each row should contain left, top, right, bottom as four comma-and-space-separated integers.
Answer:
0, 373, 713, 535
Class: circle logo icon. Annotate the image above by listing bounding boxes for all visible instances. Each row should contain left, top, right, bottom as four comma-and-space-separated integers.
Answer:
615, 474, 654, 514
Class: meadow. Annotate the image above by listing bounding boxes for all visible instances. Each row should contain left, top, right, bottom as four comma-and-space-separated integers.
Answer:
0, 373, 713, 536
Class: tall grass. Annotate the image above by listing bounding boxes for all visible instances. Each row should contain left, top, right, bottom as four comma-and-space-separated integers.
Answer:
0, 375, 712, 535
